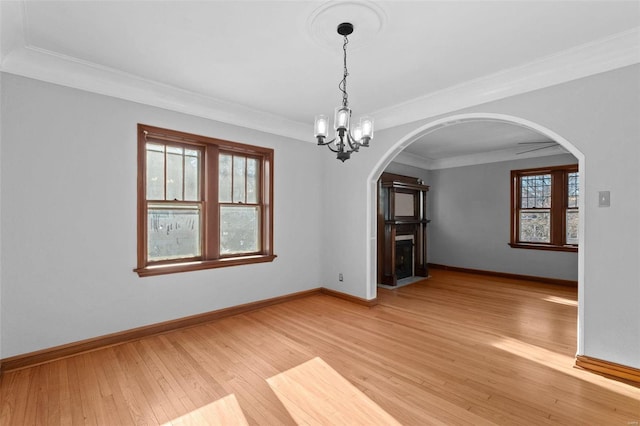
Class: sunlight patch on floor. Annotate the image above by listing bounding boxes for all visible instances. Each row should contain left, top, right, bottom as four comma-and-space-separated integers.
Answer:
492, 336, 574, 368
162, 394, 249, 426
267, 357, 401, 425
491, 337, 640, 399
541, 295, 577, 306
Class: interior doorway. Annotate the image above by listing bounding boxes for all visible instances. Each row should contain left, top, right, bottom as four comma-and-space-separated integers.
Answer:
366, 112, 585, 354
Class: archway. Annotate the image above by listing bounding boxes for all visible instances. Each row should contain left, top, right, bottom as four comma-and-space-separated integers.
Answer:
365, 113, 585, 354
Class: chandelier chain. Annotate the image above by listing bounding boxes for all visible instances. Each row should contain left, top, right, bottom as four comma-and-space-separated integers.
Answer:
339, 35, 349, 107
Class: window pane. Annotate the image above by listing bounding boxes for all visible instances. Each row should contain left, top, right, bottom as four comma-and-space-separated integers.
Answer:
219, 154, 232, 203
520, 174, 551, 208
147, 203, 201, 261
247, 157, 259, 204
166, 146, 184, 201
519, 210, 550, 243
220, 205, 259, 255
566, 210, 579, 245
184, 150, 200, 201
567, 172, 579, 208
146, 143, 165, 200
233, 156, 246, 202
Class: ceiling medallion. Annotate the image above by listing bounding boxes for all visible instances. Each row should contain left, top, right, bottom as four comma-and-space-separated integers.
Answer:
306, 1, 387, 51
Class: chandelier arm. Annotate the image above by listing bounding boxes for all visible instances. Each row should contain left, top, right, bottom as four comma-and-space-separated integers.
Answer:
319, 137, 342, 153
317, 136, 337, 147
342, 133, 357, 152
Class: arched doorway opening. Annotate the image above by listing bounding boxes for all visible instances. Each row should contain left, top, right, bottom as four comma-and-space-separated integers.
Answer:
365, 113, 585, 354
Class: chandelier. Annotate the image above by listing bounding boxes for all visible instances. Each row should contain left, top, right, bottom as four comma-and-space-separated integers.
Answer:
314, 22, 374, 162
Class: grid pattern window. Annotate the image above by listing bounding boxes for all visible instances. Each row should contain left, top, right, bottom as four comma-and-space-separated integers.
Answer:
136, 124, 275, 277
566, 172, 579, 245
519, 174, 552, 243
146, 143, 203, 262
219, 153, 261, 255
510, 165, 578, 252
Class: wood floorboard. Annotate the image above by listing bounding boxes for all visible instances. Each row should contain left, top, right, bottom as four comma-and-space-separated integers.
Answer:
1, 269, 639, 425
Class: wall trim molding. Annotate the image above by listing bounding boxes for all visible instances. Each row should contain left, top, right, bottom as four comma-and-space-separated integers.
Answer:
0, 287, 375, 374
321, 288, 378, 307
428, 263, 578, 287
575, 355, 640, 386
373, 28, 640, 131
393, 144, 570, 171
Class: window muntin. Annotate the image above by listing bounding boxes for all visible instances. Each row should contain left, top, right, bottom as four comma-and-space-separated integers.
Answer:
510, 165, 578, 252
146, 143, 201, 202
145, 142, 203, 262
219, 153, 261, 256
520, 174, 551, 209
219, 154, 260, 204
136, 124, 275, 276
518, 173, 552, 243
566, 171, 579, 245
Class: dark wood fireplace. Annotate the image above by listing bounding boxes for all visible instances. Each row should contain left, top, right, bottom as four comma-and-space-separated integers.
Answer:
377, 172, 430, 286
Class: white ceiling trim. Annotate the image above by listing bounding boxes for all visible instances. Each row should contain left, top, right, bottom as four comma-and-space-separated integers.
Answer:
1, 1, 638, 143
391, 151, 435, 170
373, 27, 640, 130
1, 44, 311, 142
392, 144, 570, 170
429, 145, 570, 170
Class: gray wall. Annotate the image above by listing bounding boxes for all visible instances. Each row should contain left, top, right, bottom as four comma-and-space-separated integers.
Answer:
0, 74, 323, 358
428, 154, 578, 280
319, 64, 640, 368
1, 65, 639, 372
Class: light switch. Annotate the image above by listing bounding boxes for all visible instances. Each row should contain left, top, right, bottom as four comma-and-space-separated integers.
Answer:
598, 191, 610, 207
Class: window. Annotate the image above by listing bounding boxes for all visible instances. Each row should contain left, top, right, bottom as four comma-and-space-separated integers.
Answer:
510, 164, 578, 252
136, 124, 275, 276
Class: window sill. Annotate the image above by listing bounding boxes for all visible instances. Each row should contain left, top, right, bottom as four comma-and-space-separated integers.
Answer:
509, 243, 577, 253
135, 254, 277, 277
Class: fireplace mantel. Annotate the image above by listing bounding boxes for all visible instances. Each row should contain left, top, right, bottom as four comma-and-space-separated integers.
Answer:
377, 172, 430, 286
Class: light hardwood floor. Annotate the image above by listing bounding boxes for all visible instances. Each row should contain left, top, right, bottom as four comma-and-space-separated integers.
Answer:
1, 269, 639, 425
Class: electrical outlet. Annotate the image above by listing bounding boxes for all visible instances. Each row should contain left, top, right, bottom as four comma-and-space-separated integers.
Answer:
339, 273, 343, 282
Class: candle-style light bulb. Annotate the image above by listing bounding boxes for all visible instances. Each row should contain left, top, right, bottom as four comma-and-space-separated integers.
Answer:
334, 106, 350, 131
360, 117, 374, 139
353, 124, 363, 143
314, 115, 328, 138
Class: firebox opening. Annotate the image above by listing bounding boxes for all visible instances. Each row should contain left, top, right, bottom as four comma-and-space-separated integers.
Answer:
395, 239, 413, 279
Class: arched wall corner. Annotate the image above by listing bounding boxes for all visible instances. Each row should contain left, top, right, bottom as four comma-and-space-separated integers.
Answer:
365, 112, 585, 355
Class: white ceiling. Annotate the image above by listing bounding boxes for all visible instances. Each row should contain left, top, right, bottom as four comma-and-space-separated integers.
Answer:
1, 1, 639, 168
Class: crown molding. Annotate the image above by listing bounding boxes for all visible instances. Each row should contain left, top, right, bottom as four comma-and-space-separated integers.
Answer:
392, 145, 569, 171
428, 145, 570, 170
1, 45, 311, 142
391, 151, 434, 170
1, 0, 638, 143
372, 27, 640, 130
